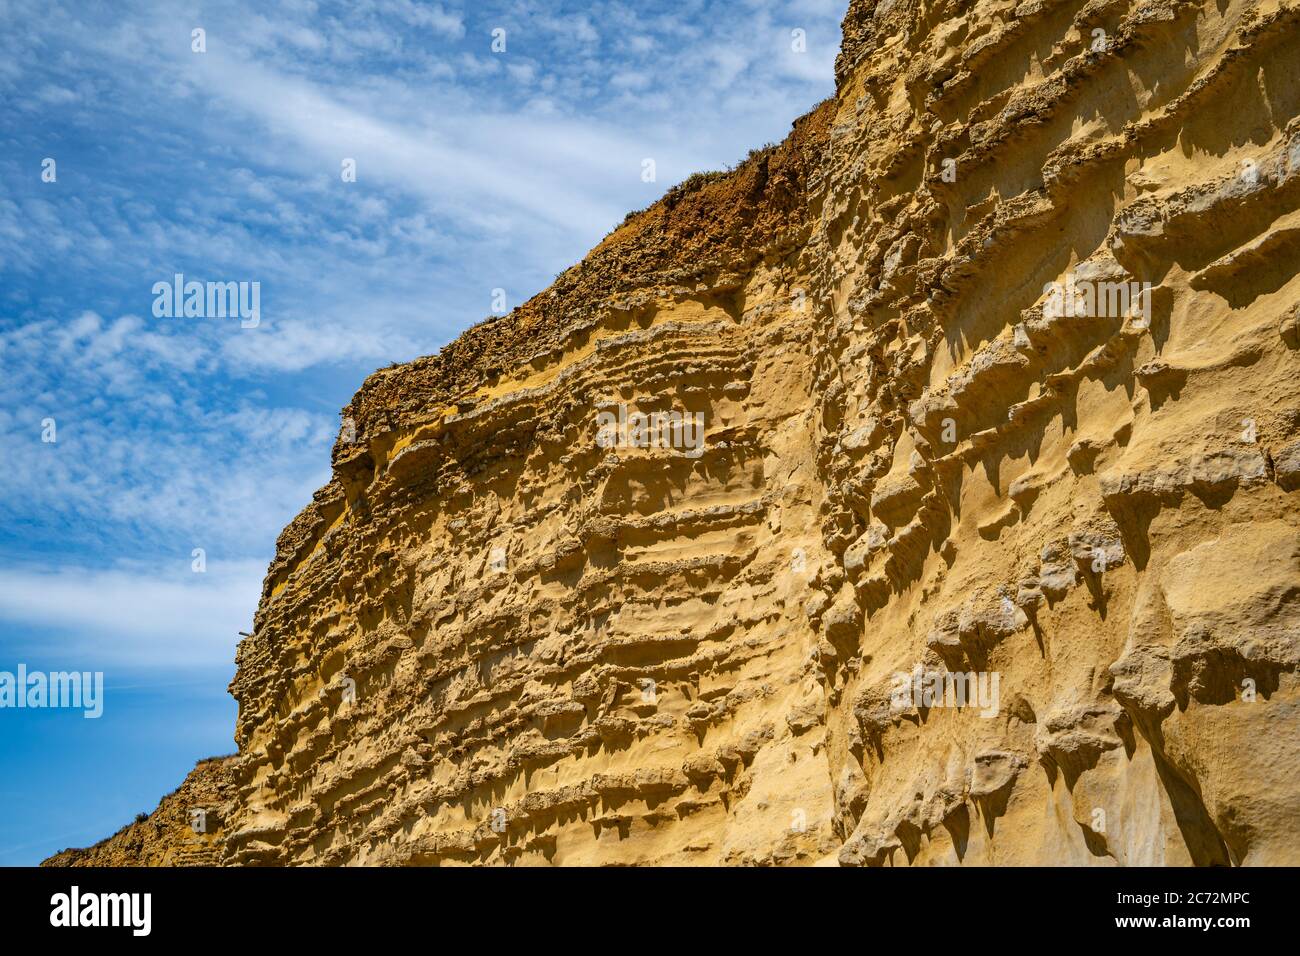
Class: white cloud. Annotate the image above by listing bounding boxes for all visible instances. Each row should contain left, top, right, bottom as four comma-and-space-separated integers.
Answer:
182, 49, 630, 234
0, 307, 337, 556
0, 559, 266, 668
381, 0, 465, 37
221, 316, 417, 372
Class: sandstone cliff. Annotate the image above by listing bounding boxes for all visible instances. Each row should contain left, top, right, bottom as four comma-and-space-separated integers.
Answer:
50, 0, 1300, 867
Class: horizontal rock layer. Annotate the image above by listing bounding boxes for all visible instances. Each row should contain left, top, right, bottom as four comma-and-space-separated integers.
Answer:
50, 0, 1300, 866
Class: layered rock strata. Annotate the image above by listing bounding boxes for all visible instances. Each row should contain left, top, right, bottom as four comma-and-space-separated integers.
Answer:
51, 0, 1300, 867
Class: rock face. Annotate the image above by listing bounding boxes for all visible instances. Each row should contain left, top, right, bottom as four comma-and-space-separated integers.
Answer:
49, 0, 1300, 867
43, 757, 236, 867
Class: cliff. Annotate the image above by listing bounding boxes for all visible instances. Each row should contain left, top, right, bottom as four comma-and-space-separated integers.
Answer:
49, 0, 1300, 866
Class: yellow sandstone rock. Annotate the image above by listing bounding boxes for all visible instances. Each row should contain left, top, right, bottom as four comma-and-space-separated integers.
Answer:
48, 0, 1300, 867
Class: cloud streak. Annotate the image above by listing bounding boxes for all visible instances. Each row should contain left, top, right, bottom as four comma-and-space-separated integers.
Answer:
0, 559, 265, 668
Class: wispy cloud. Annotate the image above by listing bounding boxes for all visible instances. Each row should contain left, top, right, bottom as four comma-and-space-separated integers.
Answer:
0, 559, 265, 668
0, 309, 336, 557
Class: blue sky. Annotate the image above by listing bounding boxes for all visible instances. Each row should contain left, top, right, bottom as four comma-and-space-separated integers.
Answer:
0, 0, 844, 865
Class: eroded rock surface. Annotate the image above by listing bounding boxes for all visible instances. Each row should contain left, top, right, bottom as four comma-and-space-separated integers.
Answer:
49, 0, 1300, 867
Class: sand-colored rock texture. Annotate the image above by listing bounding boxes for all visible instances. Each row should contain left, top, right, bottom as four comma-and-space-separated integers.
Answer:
49, 0, 1300, 866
